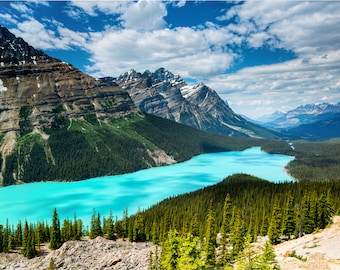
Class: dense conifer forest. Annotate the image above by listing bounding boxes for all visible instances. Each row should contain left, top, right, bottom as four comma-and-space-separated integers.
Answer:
2, 111, 340, 186
1, 113, 262, 186
0, 174, 338, 269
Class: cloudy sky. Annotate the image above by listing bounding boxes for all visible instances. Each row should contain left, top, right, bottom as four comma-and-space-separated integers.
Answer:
1, 1, 340, 119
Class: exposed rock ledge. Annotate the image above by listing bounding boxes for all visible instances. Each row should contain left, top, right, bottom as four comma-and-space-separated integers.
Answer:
0, 237, 157, 270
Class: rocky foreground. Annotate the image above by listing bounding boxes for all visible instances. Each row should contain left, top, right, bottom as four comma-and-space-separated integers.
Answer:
0, 217, 340, 270
275, 216, 340, 270
0, 237, 157, 270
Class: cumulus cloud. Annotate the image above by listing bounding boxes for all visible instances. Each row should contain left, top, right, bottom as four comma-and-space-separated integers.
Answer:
206, 50, 340, 118
2, 0, 340, 118
118, 1, 167, 31
0, 13, 18, 25
85, 26, 235, 78
69, 0, 167, 31
211, 1, 340, 117
10, 17, 88, 51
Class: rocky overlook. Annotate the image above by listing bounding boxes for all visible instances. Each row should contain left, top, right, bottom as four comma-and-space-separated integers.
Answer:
0, 26, 136, 132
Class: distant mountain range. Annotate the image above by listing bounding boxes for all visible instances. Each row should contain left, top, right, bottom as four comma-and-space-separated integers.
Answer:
255, 102, 340, 140
107, 68, 280, 139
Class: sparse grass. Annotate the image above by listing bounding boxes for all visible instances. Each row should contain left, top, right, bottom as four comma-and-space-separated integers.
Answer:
288, 250, 307, 262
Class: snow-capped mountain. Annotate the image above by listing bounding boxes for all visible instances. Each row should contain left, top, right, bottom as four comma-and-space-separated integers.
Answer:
286, 112, 340, 140
255, 111, 286, 124
112, 68, 280, 139
263, 102, 340, 130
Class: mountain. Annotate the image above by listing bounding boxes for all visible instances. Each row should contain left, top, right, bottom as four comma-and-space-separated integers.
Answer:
0, 25, 136, 133
255, 102, 340, 140
285, 112, 340, 140
255, 110, 286, 124
0, 26, 263, 186
262, 103, 340, 130
112, 68, 280, 139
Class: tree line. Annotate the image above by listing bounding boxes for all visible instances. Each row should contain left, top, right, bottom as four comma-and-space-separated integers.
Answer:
0, 174, 338, 269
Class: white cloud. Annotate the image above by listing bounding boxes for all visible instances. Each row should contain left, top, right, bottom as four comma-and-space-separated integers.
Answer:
10, 17, 89, 51
85, 26, 235, 78
211, 1, 340, 117
0, 13, 18, 25
206, 51, 340, 118
69, 0, 167, 31
10, 19, 57, 50
118, 0, 167, 31
10, 2, 34, 14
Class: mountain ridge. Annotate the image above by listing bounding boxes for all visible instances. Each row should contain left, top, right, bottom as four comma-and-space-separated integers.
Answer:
112, 68, 281, 139
254, 102, 340, 140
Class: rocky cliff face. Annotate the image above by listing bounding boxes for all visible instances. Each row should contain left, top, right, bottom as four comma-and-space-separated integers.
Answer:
114, 68, 279, 138
0, 26, 136, 132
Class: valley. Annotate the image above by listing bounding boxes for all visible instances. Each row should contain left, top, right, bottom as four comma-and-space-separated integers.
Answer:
0, 19, 340, 270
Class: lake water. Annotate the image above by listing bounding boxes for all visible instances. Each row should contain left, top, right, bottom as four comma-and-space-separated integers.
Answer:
0, 147, 294, 226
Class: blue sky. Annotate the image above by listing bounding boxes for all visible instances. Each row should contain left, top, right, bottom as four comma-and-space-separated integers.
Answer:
1, 1, 340, 118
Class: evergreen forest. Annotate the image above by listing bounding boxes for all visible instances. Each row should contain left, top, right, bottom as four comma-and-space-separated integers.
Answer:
0, 174, 338, 269
1, 111, 340, 186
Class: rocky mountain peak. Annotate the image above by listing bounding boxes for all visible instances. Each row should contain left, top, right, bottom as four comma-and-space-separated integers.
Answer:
0, 25, 50, 66
0, 26, 136, 132
115, 68, 278, 138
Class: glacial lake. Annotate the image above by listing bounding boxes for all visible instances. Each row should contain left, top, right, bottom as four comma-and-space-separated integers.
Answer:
0, 147, 294, 226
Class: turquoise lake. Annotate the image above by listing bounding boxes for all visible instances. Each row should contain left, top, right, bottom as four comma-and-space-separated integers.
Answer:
0, 147, 294, 226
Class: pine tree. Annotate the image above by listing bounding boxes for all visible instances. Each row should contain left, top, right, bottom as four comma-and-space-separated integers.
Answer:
133, 209, 146, 242
89, 209, 102, 239
282, 192, 295, 239
122, 207, 129, 240
189, 215, 199, 238
317, 192, 334, 229
151, 221, 159, 244
230, 208, 245, 258
236, 233, 257, 270
204, 200, 216, 267
258, 240, 278, 269
267, 199, 281, 244
106, 211, 115, 240
14, 222, 23, 248
0, 225, 3, 253
49, 208, 62, 250
177, 233, 201, 270
21, 221, 35, 258
219, 194, 232, 265
302, 195, 314, 234
160, 229, 181, 270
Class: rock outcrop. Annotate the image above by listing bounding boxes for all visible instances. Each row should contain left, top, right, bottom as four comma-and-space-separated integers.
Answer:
0, 237, 158, 270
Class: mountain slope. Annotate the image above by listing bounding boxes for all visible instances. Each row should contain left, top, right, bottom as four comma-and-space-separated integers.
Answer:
113, 68, 280, 139
285, 112, 340, 140
0, 26, 136, 133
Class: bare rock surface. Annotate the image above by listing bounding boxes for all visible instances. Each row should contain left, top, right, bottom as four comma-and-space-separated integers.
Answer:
275, 216, 340, 270
0, 237, 157, 270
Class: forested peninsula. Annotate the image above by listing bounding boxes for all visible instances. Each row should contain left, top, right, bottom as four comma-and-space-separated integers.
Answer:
0, 173, 339, 269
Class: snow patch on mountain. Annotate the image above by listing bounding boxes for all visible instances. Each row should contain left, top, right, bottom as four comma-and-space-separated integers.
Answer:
0, 79, 7, 91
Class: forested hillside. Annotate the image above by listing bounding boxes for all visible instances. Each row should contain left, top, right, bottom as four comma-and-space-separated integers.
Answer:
0, 174, 338, 269
0, 112, 262, 186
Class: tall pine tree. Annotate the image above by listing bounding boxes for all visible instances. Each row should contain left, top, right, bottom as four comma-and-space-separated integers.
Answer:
204, 200, 216, 267
49, 208, 62, 250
